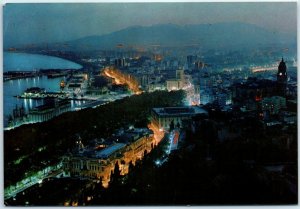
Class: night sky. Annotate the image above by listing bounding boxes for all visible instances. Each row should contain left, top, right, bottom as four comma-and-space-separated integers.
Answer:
3, 2, 297, 47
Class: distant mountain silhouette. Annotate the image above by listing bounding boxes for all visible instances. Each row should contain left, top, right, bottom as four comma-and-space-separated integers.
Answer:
11, 22, 296, 51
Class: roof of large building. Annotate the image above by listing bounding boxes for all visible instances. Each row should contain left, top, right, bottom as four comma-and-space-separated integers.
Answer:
95, 143, 126, 159
30, 99, 70, 112
233, 78, 277, 89
118, 128, 153, 144
152, 106, 208, 117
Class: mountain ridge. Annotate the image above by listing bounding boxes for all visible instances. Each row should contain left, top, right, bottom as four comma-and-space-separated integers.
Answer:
8, 22, 296, 51
64, 22, 295, 50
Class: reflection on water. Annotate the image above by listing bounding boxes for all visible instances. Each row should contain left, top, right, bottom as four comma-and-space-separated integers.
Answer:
4, 52, 83, 127
4, 76, 64, 126
71, 100, 86, 108
3, 76, 88, 127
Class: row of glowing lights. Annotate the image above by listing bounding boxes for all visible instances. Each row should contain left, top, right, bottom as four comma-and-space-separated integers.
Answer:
155, 130, 179, 166
251, 62, 278, 73
103, 68, 142, 94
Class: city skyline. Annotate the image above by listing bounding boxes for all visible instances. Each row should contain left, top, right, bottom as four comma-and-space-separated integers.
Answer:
3, 1, 297, 206
4, 2, 297, 47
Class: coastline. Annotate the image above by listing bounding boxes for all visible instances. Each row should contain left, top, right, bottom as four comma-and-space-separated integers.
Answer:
4, 49, 94, 70
4, 51, 84, 72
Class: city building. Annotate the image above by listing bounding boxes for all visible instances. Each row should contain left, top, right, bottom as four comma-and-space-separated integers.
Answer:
232, 58, 289, 111
62, 128, 154, 187
277, 58, 288, 97
165, 68, 186, 91
262, 96, 286, 116
176, 69, 185, 80
67, 74, 88, 95
7, 105, 27, 128
166, 79, 183, 91
187, 55, 197, 68
29, 99, 71, 123
231, 78, 278, 110
281, 111, 297, 124
114, 58, 126, 67
194, 61, 205, 70
62, 143, 126, 186
151, 106, 208, 131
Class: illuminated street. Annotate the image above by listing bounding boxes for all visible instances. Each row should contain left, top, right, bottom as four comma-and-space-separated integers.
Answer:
4, 2, 297, 206
103, 67, 142, 94
148, 122, 165, 145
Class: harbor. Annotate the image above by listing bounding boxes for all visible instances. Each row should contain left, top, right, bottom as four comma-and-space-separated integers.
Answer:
3, 52, 134, 130
5, 72, 132, 130
4, 69, 73, 82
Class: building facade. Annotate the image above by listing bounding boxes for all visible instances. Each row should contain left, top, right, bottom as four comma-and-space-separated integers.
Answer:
29, 99, 71, 123
151, 106, 208, 131
262, 96, 286, 115
62, 128, 154, 187
277, 58, 288, 97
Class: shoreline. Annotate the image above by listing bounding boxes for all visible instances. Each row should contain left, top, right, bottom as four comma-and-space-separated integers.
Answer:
4, 51, 84, 72
4, 49, 96, 70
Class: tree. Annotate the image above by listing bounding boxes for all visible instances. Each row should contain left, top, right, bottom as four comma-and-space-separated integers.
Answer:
143, 149, 148, 157
128, 161, 135, 174
169, 120, 175, 131
109, 161, 121, 187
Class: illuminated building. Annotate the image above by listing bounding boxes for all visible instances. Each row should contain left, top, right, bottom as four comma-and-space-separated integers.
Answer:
166, 68, 186, 91
62, 128, 154, 187
62, 143, 126, 186
29, 99, 71, 123
151, 106, 208, 131
67, 74, 88, 93
166, 79, 183, 91
147, 83, 166, 92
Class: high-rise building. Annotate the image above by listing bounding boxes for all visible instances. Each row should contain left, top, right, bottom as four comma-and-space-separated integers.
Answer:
187, 55, 197, 68
195, 61, 205, 70
176, 69, 184, 80
114, 58, 126, 67
277, 58, 287, 96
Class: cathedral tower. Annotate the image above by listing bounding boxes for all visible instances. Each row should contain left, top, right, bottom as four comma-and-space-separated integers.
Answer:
277, 58, 287, 96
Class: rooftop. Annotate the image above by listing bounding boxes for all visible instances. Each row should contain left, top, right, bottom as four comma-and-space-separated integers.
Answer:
153, 106, 208, 117
95, 143, 126, 159
31, 99, 70, 112
233, 78, 277, 89
117, 128, 153, 144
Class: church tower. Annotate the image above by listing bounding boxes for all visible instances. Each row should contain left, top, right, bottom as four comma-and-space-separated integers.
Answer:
277, 58, 287, 96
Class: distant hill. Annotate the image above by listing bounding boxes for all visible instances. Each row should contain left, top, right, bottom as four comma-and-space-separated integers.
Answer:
11, 22, 297, 51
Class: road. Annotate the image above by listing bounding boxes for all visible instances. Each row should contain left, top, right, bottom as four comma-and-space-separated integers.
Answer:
5, 164, 63, 200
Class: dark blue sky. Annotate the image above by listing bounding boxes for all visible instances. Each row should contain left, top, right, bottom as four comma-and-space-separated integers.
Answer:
3, 2, 297, 47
